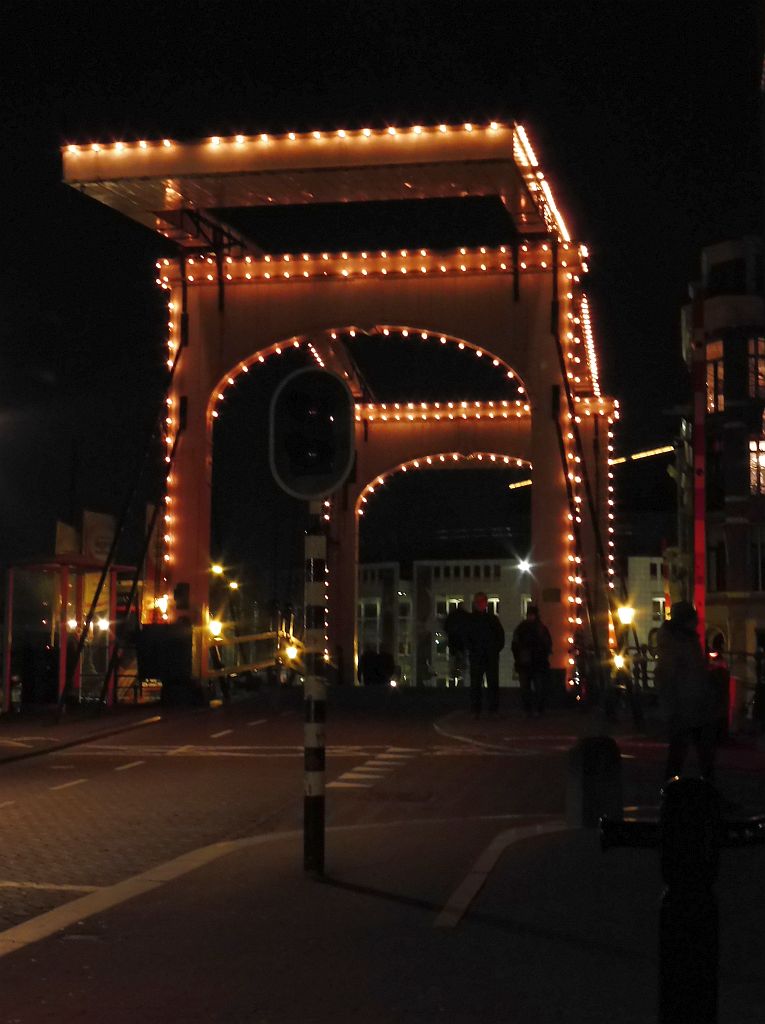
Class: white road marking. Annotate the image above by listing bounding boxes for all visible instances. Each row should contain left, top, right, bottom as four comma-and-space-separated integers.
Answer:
340, 772, 385, 781
210, 730, 233, 739
0, 880, 101, 893
0, 813, 550, 957
167, 744, 193, 756
386, 747, 420, 753
247, 719, 267, 727
0, 740, 33, 749
114, 761, 145, 772
434, 820, 567, 928
50, 779, 88, 792
326, 781, 373, 789
375, 754, 410, 761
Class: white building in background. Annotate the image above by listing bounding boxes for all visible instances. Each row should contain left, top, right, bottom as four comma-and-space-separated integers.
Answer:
357, 558, 532, 687
625, 555, 667, 646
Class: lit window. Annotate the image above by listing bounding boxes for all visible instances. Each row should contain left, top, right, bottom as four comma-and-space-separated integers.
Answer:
651, 597, 666, 622
749, 439, 765, 494
748, 338, 765, 398
706, 340, 724, 413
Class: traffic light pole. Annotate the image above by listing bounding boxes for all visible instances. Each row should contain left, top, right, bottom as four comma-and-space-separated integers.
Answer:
303, 499, 327, 874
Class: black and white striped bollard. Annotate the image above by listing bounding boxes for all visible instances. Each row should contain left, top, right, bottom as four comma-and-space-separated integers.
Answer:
304, 499, 327, 874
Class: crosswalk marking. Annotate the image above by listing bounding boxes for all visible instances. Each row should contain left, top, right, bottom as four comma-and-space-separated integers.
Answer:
114, 761, 145, 772
327, 781, 373, 789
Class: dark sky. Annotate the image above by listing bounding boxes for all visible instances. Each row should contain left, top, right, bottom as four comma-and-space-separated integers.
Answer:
0, 0, 762, 593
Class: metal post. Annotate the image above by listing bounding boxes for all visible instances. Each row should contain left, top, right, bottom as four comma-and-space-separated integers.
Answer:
691, 294, 707, 642
57, 567, 69, 704
304, 499, 327, 874
659, 777, 719, 1024
105, 568, 118, 706
3, 569, 14, 713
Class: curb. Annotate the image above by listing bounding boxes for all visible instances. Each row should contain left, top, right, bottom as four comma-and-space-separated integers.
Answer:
0, 714, 162, 766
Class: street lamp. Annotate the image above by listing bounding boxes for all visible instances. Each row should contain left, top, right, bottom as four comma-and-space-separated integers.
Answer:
209, 619, 223, 639
285, 644, 298, 661
211, 564, 224, 576
518, 558, 531, 573
617, 605, 635, 627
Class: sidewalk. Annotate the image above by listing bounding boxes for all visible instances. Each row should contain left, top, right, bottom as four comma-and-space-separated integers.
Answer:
0, 813, 761, 1022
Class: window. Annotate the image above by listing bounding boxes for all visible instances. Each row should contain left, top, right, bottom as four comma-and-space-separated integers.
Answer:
708, 542, 726, 593
454, 565, 461, 579
749, 338, 765, 399
651, 597, 666, 622
488, 597, 500, 616
649, 562, 658, 579
483, 565, 491, 579
706, 340, 724, 413
435, 599, 447, 617
434, 631, 447, 656
749, 439, 765, 494
751, 526, 765, 591
399, 601, 411, 618
444, 565, 451, 579
464, 565, 471, 579
446, 597, 463, 613
706, 257, 746, 297
434, 566, 441, 580
357, 599, 381, 652
493, 564, 501, 579
474, 565, 480, 578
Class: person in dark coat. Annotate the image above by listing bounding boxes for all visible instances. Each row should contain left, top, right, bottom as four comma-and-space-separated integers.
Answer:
466, 592, 505, 717
654, 600, 718, 780
511, 604, 552, 716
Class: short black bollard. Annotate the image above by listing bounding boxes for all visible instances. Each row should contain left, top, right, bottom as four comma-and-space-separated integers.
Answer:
601, 777, 765, 1023
658, 778, 720, 1024
566, 736, 623, 828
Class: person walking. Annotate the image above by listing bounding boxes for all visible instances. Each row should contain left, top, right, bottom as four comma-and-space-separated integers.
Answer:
511, 604, 552, 716
466, 592, 505, 717
654, 600, 718, 781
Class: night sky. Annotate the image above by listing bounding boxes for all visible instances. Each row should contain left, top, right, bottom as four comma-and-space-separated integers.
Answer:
0, 1, 761, 607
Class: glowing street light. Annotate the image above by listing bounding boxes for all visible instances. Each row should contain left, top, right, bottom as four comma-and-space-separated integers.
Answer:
616, 605, 635, 626
67, 618, 78, 631
518, 559, 531, 573
96, 617, 110, 632
285, 644, 299, 660
209, 619, 223, 639
228, 581, 239, 590
211, 564, 224, 575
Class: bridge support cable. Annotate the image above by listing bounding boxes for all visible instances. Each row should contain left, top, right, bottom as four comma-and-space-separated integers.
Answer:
57, 253, 188, 714
97, 426, 185, 705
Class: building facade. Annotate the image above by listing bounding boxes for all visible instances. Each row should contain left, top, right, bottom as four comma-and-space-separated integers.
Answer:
681, 237, 765, 672
358, 558, 533, 686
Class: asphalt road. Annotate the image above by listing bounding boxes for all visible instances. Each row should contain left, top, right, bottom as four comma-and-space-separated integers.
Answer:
0, 695, 761, 1022
0, 696, 567, 934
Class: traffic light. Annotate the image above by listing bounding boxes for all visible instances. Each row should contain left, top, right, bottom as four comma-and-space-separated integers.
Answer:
269, 368, 355, 499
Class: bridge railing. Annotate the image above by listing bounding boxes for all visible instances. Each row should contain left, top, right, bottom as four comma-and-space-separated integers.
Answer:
208, 629, 304, 680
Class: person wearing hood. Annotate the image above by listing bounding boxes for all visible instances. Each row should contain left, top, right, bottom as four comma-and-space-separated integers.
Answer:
654, 600, 718, 781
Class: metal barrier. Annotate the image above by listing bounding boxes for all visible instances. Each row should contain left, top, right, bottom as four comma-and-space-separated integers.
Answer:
601, 777, 765, 1023
207, 629, 304, 680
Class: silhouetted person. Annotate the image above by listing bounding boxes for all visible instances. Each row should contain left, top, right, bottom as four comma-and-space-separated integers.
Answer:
511, 604, 552, 716
467, 592, 505, 717
655, 601, 717, 781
